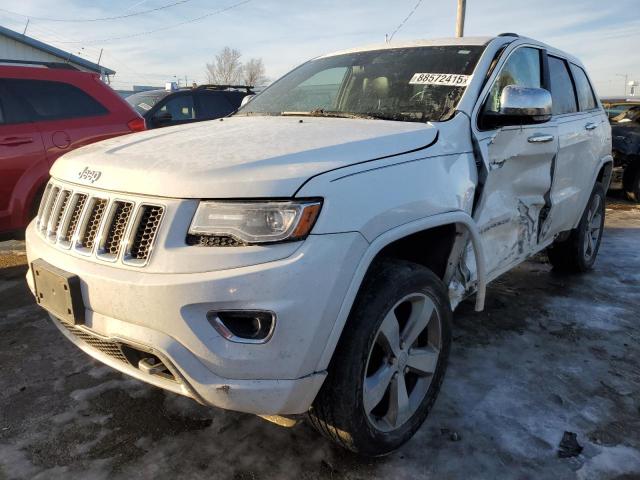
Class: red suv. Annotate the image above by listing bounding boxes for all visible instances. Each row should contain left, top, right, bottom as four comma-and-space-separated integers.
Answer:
0, 64, 145, 239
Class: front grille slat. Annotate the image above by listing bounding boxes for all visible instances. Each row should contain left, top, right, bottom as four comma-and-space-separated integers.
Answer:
48, 190, 71, 241
99, 201, 133, 259
37, 182, 164, 267
126, 205, 164, 264
39, 186, 60, 232
60, 193, 87, 245
36, 183, 53, 229
77, 198, 108, 251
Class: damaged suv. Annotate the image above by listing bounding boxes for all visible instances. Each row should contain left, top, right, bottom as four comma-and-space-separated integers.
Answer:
26, 34, 611, 456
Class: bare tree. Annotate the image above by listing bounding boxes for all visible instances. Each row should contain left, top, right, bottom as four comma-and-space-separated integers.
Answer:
243, 58, 267, 86
205, 47, 243, 85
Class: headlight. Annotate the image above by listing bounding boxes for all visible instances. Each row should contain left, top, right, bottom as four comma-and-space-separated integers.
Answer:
188, 200, 322, 244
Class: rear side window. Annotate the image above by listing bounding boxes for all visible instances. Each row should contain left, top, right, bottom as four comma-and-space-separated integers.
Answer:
6, 79, 107, 121
569, 64, 597, 111
198, 92, 235, 119
548, 57, 577, 115
157, 94, 195, 120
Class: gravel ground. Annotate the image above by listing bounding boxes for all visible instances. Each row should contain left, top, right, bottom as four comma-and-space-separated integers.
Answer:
0, 197, 639, 480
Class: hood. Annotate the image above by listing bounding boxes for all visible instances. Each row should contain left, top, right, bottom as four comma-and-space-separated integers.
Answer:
51, 116, 438, 198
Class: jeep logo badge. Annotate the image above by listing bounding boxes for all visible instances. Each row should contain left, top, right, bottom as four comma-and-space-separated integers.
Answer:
78, 166, 102, 183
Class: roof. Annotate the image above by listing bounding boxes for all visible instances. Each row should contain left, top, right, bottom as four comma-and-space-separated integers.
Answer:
320, 36, 494, 58
0, 25, 115, 75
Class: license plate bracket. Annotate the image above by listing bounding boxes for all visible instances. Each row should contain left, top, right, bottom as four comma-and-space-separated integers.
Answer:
32, 259, 84, 325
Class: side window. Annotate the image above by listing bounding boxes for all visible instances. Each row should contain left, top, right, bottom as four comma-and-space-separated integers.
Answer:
5, 79, 107, 121
548, 57, 577, 115
158, 95, 195, 121
569, 64, 597, 111
198, 92, 235, 119
483, 47, 541, 114
0, 82, 32, 124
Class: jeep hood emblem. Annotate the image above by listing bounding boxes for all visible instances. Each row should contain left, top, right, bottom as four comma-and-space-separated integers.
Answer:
78, 166, 102, 183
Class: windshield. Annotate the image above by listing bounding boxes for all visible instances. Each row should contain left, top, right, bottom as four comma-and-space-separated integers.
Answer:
236, 45, 485, 122
612, 105, 640, 123
126, 91, 169, 115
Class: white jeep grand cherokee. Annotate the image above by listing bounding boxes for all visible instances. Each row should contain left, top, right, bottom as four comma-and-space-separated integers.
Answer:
26, 34, 612, 455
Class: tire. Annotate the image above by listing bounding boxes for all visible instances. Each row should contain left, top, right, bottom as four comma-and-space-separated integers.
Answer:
622, 165, 640, 203
547, 182, 605, 273
308, 259, 452, 456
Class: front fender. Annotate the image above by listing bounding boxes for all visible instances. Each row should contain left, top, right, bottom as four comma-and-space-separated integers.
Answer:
314, 211, 487, 373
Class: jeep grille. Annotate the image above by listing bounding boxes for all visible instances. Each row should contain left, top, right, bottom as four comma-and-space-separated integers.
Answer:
35, 181, 164, 267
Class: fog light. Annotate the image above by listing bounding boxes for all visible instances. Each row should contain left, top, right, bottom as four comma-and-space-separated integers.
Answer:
208, 310, 275, 343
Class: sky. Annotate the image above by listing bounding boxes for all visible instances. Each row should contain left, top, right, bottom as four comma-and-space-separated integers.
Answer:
1, 0, 639, 96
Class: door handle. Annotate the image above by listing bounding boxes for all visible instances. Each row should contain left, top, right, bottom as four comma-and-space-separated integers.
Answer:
0, 136, 33, 146
585, 122, 598, 131
527, 134, 554, 143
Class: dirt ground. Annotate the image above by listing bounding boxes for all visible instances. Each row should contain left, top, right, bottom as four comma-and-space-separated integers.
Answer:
1, 196, 639, 480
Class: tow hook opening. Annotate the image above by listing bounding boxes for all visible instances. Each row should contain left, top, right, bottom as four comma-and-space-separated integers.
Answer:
120, 345, 174, 381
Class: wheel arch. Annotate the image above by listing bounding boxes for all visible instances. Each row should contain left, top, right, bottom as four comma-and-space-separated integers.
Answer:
315, 211, 487, 372
596, 157, 613, 191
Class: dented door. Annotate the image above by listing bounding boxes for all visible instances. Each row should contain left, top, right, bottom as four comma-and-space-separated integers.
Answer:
474, 124, 559, 277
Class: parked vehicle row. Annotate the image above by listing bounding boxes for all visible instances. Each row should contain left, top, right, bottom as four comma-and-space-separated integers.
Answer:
606, 103, 640, 201
126, 84, 253, 129
24, 33, 612, 455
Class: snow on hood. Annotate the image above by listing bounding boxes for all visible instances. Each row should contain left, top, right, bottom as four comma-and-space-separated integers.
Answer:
50, 116, 438, 198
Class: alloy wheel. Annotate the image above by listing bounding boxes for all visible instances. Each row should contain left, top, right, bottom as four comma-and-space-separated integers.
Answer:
363, 293, 442, 432
583, 193, 603, 260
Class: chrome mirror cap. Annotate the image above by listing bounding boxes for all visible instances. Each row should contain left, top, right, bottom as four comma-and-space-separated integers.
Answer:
240, 94, 256, 108
499, 85, 552, 121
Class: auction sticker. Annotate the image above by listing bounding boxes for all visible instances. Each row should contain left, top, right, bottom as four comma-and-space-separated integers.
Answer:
409, 73, 471, 86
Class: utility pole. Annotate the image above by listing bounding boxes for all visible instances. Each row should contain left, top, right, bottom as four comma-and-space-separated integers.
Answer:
616, 73, 628, 96
23, 19, 30, 35
456, 0, 466, 37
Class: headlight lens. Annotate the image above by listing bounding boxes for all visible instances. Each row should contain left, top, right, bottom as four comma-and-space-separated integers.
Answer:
188, 200, 322, 244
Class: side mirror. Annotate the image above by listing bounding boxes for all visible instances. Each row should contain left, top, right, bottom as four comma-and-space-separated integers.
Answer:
500, 86, 552, 120
482, 86, 552, 129
240, 94, 256, 108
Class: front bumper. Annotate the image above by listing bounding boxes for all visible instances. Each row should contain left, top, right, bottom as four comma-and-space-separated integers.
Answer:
26, 222, 368, 414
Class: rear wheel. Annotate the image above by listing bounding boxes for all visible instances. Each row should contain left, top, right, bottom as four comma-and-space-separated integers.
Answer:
308, 260, 451, 456
547, 183, 605, 272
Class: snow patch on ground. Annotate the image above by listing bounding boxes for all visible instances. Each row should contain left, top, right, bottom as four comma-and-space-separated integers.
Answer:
577, 445, 640, 480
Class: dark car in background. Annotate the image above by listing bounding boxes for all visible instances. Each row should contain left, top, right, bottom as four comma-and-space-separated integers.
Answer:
0, 62, 145, 239
610, 105, 640, 201
601, 97, 640, 119
126, 84, 253, 129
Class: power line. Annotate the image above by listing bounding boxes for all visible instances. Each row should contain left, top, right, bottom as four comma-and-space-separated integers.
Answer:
52, 0, 252, 44
387, 0, 424, 43
0, 0, 194, 23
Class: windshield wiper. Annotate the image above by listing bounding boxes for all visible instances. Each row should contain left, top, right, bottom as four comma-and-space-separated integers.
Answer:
281, 109, 380, 120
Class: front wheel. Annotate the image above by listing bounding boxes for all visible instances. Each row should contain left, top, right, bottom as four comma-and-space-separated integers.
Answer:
308, 260, 452, 456
547, 183, 605, 272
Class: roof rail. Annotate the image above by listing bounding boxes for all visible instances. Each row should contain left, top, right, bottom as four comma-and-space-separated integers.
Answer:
0, 59, 80, 70
193, 84, 254, 92
497, 32, 519, 37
